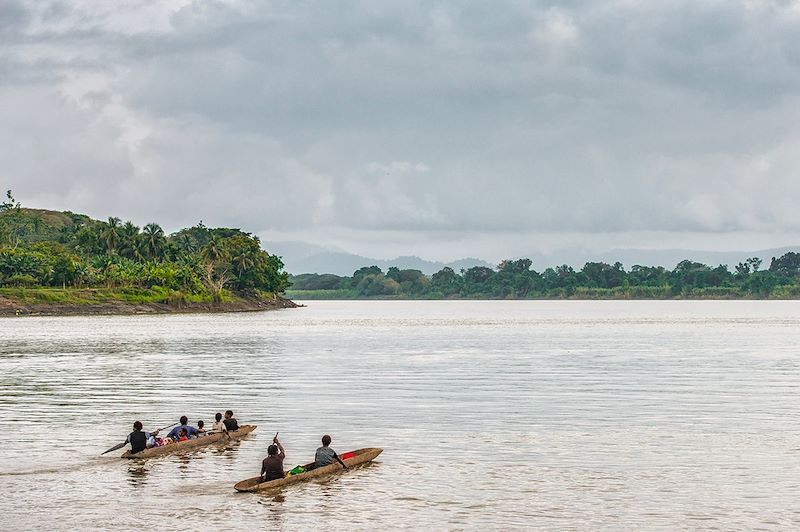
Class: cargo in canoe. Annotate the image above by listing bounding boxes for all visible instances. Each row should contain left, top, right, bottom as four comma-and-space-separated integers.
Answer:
122, 425, 257, 459
234, 447, 383, 492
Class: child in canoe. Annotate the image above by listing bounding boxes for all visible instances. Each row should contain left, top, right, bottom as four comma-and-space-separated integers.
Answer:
313, 435, 348, 470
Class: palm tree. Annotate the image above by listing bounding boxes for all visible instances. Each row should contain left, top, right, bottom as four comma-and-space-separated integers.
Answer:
133, 235, 148, 262
202, 234, 224, 262
118, 221, 140, 259
142, 223, 166, 260
102, 217, 121, 253
231, 251, 256, 289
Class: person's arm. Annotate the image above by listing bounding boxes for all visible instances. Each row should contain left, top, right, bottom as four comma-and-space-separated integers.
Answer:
333, 451, 349, 469
275, 438, 285, 459
260, 460, 267, 479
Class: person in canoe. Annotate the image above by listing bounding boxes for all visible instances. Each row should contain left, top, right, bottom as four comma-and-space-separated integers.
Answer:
196, 420, 206, 435
166, 416, 199, 440
260, 435, 286, 482
313, 434, 348, 470
222, 410, 239, 432
127, 421, 161, 455
212, 412, 227, 433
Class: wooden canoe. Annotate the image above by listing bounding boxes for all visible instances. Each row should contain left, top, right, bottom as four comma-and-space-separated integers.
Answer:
122, 425, 257, 459
234, 447, 383, 492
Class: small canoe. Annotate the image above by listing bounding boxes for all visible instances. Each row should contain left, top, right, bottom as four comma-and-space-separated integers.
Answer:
234, 447, 383, 492
122, 425, 257, 459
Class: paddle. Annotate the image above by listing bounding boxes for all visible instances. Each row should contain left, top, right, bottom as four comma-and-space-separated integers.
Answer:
101, 422, 179, 455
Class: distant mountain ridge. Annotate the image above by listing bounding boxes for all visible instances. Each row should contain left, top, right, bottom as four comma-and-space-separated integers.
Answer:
266, 240, 800, 276
263, 242, 493, 275
284, 252, 494, 276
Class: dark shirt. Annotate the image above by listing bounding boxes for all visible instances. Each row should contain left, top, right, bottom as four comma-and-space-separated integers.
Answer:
223, 418, 239, 431
261, 451, 285, 481
127, 430, 150, 454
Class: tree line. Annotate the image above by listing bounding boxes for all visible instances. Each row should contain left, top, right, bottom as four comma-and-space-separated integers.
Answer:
0, 191, 289, 302
289, 255, 800, 299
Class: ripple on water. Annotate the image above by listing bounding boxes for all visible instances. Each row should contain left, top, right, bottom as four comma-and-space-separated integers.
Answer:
1, 301, 800, 530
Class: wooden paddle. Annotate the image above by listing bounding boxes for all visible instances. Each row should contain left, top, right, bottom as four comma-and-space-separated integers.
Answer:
101, 422, 179, 455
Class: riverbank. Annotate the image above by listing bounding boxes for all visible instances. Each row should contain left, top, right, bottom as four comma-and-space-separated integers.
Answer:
0, 287, 298, 316
286, 286, 800, 300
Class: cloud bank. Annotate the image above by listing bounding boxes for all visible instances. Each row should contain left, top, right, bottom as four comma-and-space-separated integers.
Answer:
2, 0, 800, 260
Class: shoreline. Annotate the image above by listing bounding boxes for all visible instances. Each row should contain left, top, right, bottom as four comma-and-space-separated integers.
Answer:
0, 293, 299, 317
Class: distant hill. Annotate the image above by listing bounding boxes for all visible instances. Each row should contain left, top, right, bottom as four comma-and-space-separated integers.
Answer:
290, 252, 494, 276
265, 242, 494, 275
266, 239, 800, 275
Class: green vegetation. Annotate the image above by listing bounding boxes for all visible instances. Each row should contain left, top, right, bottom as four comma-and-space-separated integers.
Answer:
287, 256, 800, 300
0, 191, 289, 307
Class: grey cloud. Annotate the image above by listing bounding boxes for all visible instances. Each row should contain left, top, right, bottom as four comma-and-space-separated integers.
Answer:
0, 0, 30, 38
3, 0, 800, 259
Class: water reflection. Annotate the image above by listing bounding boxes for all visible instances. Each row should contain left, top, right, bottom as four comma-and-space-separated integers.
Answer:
126, 464, 149, 488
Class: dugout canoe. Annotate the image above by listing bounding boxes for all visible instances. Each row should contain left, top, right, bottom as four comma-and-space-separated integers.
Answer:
234, 447, 383, 492
122, 425, 257, 459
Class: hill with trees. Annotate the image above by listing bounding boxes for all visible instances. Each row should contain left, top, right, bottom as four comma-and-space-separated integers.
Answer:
0, 191, 292, 315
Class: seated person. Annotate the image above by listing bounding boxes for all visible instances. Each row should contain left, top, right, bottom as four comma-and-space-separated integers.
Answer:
166, 416, 199, 440
314, 434, 348, 469
196, 420, 206, 435
177, 428, 189, 442
126, 421, 160, 454
212, 412, 226, 433
223, 410, 239, 432
260, 436, 286, 482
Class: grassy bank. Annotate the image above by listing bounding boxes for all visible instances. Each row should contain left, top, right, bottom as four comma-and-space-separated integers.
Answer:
0, 287, 296, 316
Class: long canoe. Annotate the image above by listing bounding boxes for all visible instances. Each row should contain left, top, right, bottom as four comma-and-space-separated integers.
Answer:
234, 447, 383, 492
122, 425, 257, 459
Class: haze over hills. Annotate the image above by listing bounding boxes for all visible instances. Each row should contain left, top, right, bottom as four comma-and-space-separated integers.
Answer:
266, 240, 800, 276
264, 241, 494, 276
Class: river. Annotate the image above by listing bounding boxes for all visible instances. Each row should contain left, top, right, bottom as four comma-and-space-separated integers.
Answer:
1, 301, 799, 530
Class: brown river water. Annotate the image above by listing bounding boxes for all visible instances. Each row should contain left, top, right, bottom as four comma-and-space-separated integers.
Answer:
1, 300, 800, 530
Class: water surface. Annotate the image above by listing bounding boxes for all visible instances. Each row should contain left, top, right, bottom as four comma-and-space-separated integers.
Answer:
1, 301, 799, 530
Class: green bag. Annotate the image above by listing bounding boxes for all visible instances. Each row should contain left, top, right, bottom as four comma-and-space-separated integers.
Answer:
289, 465, 306, 476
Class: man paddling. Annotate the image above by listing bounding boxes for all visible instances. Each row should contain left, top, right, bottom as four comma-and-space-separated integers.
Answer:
127, 421, 160, 454
166, 416, 199, 440
260, 435, 286, 482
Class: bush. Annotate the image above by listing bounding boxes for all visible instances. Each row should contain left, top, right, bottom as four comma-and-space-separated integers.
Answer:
5, 273, 38, 287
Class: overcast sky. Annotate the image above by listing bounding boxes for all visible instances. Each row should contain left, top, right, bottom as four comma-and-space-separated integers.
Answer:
2, 0, 800, 262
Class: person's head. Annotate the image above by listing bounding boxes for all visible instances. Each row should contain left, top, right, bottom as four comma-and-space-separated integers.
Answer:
225, 410, 234, 419
322, 435, 332, 447
268, 444, 278, 455
179, 428, 187, 436
133, 421, 143, 431
197, 420, 204, 429
180, 415, 188, 425
215, 412, 222, 422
